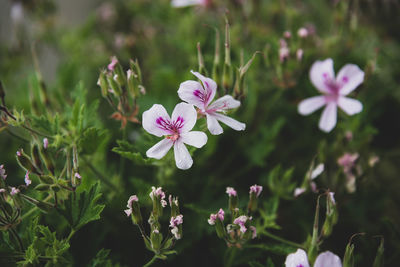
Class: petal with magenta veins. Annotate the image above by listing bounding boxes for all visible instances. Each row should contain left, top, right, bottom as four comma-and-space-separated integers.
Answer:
336, 64, 364, 96
337, 97, 363, 115
208, 95, 241, 112
177, 80, 206, 109
191, 71, 217, 106
171, 103, 197, 133
146, 139, 173, 159
298, 96, 327, 115
174, 140, 193, 170
309, 58, 335, 94
143, 104, 171, 137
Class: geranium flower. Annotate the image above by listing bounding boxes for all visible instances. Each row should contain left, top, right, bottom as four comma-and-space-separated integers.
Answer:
178, 71, 245, 135
298, 59, 364, 132
285, 249, 342, 267
143, 103, 207, 170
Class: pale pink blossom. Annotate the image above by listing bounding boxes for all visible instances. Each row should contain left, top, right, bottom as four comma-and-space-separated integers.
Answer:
233, 215, 250, 233
74, 172, 82, 179
294, 187, 306, 197
171, 0, 208, 7
298, 59, 364, 132
329, 192, 336, 205
0, 165, 7, 180
311, 163, 324, 179
249, 185, 263, 197
149, 187, 167, 207
250, 226, 257, 239
171, 226, 181, 239
124, 195, 139, 216
208, 213, 218, 225
217, 208, 224, 221
337, 153, 359, 173
43, 138, 49, 149
16, 150, 22, 157
297, 27, 309, 38
297, 49, 304, 61
24, 171, 31, 186
284, 31, 292, 39
285, 249, 342, 267
226, 187, 237, 197
279, 39, 290, 62
143, 103, 207, 169
107, 56, 118, 71
178, 71, 245, 135
10, 187, 20, 195
0, 189, 5, 193
208, 208, 224, 225
169, 214, 183, 228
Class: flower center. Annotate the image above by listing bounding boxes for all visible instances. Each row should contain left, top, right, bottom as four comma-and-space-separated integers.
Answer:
156, 116, 185, 140
193, 88, 211, 105
322, 73, 349, 96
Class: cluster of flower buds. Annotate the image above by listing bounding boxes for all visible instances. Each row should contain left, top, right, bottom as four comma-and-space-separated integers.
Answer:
125, 186, 183, 260
337, 153, 361, 193
97, 56, 145, 129
279, 26, 313, 63
208, 184, 262, 248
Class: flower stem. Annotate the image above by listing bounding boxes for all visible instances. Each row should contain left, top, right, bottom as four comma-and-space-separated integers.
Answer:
261, 231, 305, 249
67, 229, 76, 242
143, 255, 158, 267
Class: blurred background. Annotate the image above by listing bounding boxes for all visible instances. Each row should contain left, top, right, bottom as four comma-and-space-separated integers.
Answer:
0, 0, 400, 266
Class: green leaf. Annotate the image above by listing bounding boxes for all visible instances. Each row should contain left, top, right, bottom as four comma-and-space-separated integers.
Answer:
24, 244, 38, 264
58, 182, 105, 231
79, 127, 108, 154
112, 140, 156, 165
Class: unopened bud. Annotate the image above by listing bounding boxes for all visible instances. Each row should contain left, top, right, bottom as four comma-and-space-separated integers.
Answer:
248, 185, 262, 212
150, 229, 163, 252
31, 143, 43, 172
169, 195, 179, 218
373, 238, 384, 267
107, 74, 122, 96
16, 149, 41, 175
97, 70, 109, 98
39, 146, 55, 175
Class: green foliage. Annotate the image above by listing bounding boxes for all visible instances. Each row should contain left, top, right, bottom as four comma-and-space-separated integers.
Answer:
58, 182, 105, 231
112, 140, 156, 165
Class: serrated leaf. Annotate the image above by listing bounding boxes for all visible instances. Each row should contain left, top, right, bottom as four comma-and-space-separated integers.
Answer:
24, 244, 38, 264
79, 127, 108, 154
112, 140, 155, 165
57, 182, 105, 231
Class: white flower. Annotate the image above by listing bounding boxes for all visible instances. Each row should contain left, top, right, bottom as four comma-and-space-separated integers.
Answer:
143, 103, 207, 170
298, 59, 364, 132
285, 249, 342, 267
178, 71, 245, 135
171, 0, 208, 8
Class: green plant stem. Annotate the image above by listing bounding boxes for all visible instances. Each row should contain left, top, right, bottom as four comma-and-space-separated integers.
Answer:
261, 231, 305, 249
143, 255, 158, 267
21, 195, 52, 220
119, 127, 127, 177
67, 229, 76, 242
225, 247, 238, 267
9, 228, 24, 252
82, 156, 119, 192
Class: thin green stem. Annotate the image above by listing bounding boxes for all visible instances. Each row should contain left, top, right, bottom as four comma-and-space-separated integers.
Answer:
67, 229, 76, 242
225, 247, 238, 267
143, 255, 158, 267
82, 156, 119, 192
119, 127, 127, 177
4, 129, 29, 143
21, 195, 52, 220
261, 231, 305, 249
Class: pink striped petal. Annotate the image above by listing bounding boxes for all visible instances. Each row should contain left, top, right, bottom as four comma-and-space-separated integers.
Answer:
337, 97, 363, 115
171, 103, 197, 133
177, 80, 206, 109
298, 96, 326, 115
191, 71, 217, 106
319, 103, 337, 132
310, 58, 335, 94
337, 64, 364, 96
143, 104, 171, 137
208, 95, 240, 112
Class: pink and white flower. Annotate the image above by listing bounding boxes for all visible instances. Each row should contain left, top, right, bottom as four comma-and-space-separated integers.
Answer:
143, 103, 207, 170
226, 187, 237, 197
178, 71, 245, 135
24, 171, 31, 186
107, 56, 118, 71
298, 59, 364, 132
249, 185, 263, 197
43, 138, 49, 149
149, 186, 168, 207
10, 187, 20, 196
0, 165, 7, 180
208, 208, 224, 225
250, 226, 257, 239
124, 195, 139, 216
233, 215, 250, 233
171, 0, 209, 7
285, 249, 342, 267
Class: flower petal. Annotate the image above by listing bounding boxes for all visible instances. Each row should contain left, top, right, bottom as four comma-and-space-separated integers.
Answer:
177, 80, 206, 109
206, 114, 223, 135
146, 139, 173, 159
171, 103, 197, 133
336, 64, 364, 96
171, 0, 204, 7
314, 251, 342, 267
174, 140, 193, 170
208, 95, 240, 111
181, 131, 207, 148
285, 249, 310, 267
213, 113, 246, 132
309, 58, 335, 94
298, 96, 327, 115
337, 97, 363, 115
143, 104, 171, 137
319, 103, 337, 133
191, 71, 217, 106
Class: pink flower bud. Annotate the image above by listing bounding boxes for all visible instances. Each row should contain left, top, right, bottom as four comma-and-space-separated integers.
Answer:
249, 185, 263, 197
226, 187, 237, 197
10, 187, 20, 195
283, 31, 292, 39
0, 165, 7, 180
107, 56, 118, 71
43, 138, 49, 149
25, 171, 31, 186
297, 27, 308, 38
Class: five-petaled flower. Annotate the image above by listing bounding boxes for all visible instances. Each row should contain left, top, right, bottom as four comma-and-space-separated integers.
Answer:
178, 71, 245, 135
298, 59, 364, 132
143, 103, 207, 170
285, 249, 342, 267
